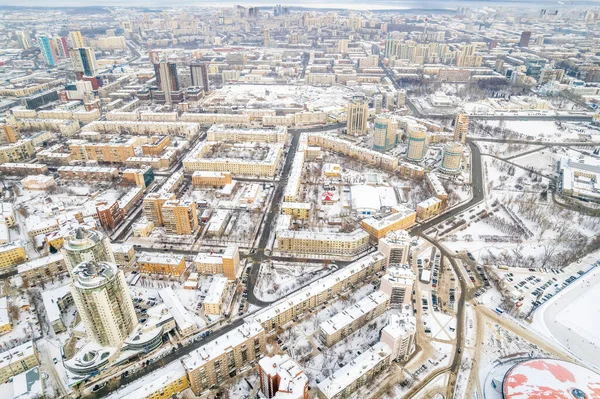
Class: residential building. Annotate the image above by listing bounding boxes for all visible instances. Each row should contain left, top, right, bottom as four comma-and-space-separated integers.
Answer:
96, 200, 124, 230
317, 342, 391, 399
204, 276, 229, 315
258, 355, 309, 399
380, 313, 416, 361
1, 124, 20, 144
0, 140, 35, 163
112, 244, 136, 268
192, 171, 232, 188
0, 243, 27, 271
143, 192, 176, 226
361, 205, 417, 241
183, 322, 266, 395
416, 197, 444, 220
378, 230, 411, 266
190, 62, 210, 92
346, 96, 369, 136
406, 128, 428, 162
161, 200, 198, 235
71, 47, 98, 78
319, 291, 390, 347
159, 287, 198, 337
57, 166, 119, 181
253, 252, 386, 332
441, 142, 463, 173
372, 116, 397, 152
207, 125, 288, 143
154, 62, 179, 104
0, 297, 10, 335
61, 228, 115, 273
70, 261, 138, 347
17, 253, 67, 284
453, 113, 469, 144
122, 166, 155, 189
194, 245, 240, 280
137, 253, 186, 276
0, 341, 39, 383
39, 35, 57, 66
380, 265, 415, 308
519, 31, 532, 47
281, 202, 311, 220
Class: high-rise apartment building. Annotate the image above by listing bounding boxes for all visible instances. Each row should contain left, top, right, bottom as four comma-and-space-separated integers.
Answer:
16, 31, 32, 49
346, 96, 369, 136
441, 142, 463, 173
154, 61, 179, 105
519, 31, 532, 47
39, 35, 57, 66
372, 116, 397, 152
71, 47, 98, 78
69, 31, 85, 48
453, 113, 469, 144
258, 355, 309, 399
380, 265, 415, 308
61, 228, 115, 273
70, 261, 138, 347
380, 313, 416, 361
406, 128, 428, 161
378, 230, 411, 266
161, 200, 198, 235
190, 62, 210, 92
142, 192, 176, 227
1, 124, 20, 145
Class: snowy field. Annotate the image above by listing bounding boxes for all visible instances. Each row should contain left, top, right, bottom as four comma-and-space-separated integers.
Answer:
202, 84, 357, 114
253, 262, 330, 302
531, 256, 600, 372
478, 120, 600, 142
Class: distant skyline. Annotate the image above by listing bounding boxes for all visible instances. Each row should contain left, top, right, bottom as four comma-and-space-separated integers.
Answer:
3, 0, 600, 9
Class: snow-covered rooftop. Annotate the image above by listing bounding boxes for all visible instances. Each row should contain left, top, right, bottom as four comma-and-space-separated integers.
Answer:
320, 291, 389, 336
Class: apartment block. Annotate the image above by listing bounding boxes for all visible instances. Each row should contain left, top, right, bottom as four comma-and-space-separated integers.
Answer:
380, 313, 416, 361
183, 142, 283, 177
253, 252, 386, 332
141, 136, 171, 156
317, 342, 391, 399
0, 341, 39, 384
0, 139, 35, 163
69, 141, 135, 163
416, 197, 444, 220
378, 230, 411, 266
361, 205, 417, 241
319, 291, 390, 347
57, 166, 119, 181
122, 166, 155, 189
194, 245, 240, 280
17, 253, 67, 284
207, 125, 288, 143
258, 355, 308, 399
0, 163, 48, 176
192, 171, 232, 188
281, 202, 311, 220
204, 276, 229, 315
183, 322, 266, 395
137, 253, 187, 276
380, 265, 416, 308
161, 200, 198, 235
143, 192, 176, 226
0, 243, 27, 271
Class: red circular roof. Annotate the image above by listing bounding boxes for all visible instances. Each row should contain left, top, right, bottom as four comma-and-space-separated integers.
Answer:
503, 359, 600, 399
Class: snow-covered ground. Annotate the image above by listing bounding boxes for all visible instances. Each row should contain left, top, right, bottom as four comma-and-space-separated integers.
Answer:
531, 253, 600, 373
253, 261, 330, 302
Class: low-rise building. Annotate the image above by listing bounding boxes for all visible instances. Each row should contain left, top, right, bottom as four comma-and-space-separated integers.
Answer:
20, 175, 56, 190
183, 322, 266, 395
41, 284, 73, 334
58, 166, 119, 181
192, 171, 232, 188
204, 276, 229, 315
207, 125, 287, 143
0, 341, 39, 384
17, 253, 67, 284
0, 243, 27, 271
319, 291, 390, 347
416, 197, 444, 220
0, 297, 11, 335
194, 245, 240, 280
361, 205, 416, 241
281, 202, 311, 220
112, 244, 137, 268
159, 287, 198, 337
137, 253, 186, 277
